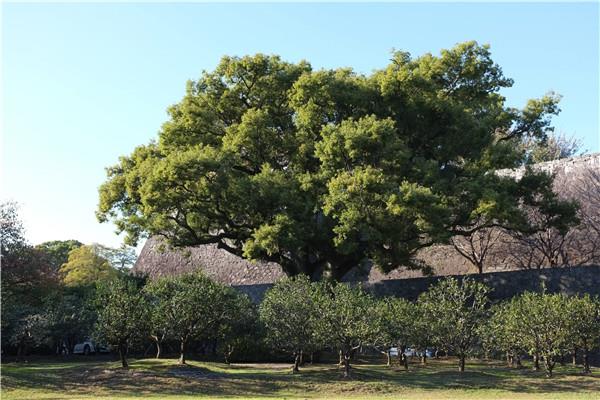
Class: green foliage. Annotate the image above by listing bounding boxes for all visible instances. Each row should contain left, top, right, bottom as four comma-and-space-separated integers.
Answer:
143, 272, 231, 364
418, 278, 489, 371
35, 240, 83, 273
259, 275, 319, 372
97, 42, 576, 280
372, 297, 416, 368
312, 283, 377, 377
563, 294, 600, 373
217, 289, 258, 364
486, 291, 590, 377
94, 276, 149, 368
59, 245, 119, 287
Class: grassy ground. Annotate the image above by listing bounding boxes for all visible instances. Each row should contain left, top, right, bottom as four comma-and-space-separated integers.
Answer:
1, 356, 598, 399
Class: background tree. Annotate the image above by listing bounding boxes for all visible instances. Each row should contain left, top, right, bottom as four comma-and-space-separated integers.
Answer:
312, 283, 377, 377
521, 131, 583, 164
60, 245, 119, 287
43, 287, 97, 355
419, 278, 489, 372
259, 275, 319, 373
97, 42, 575, 281
35, 240, 83, 273
1, 202, 59, 355
94, 276, 149, 368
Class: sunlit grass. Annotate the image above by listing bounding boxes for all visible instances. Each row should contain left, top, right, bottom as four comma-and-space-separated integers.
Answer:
2, 356, 598, 399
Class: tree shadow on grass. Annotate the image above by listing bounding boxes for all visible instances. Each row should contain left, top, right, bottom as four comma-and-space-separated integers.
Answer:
1, 358, 598, 398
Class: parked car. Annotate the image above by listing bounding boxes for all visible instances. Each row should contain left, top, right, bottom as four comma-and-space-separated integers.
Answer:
73, 339, 110, 355
388, 347, 419, 357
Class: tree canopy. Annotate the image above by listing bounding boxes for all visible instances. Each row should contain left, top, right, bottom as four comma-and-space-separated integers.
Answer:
59, 245, 119, 287
97, 41, 575, 280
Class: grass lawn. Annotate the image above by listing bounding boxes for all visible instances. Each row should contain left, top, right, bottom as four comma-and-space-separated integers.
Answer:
1, 356, 598, 399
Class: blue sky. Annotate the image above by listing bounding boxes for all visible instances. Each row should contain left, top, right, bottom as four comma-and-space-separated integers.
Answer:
2, 2, 599, 250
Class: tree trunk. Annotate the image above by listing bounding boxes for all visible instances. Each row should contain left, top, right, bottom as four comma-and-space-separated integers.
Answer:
385, 351, 391, 367
514, 354, 522, 368
299, 350, 304, 366
571, 348, 577, 366
458, 354, 465, 372
420, 354, 426, 365
342, 353, 351, 378
533, 353, 540, 371
179, 339, 187, 365
16, 341, 24, 362
582, 348, 590, 374
119, 342, 128, 369
402, 353, 409, 371
338, 350, 343, 366
292, 352, 301, 374
156, 341, 162, 359
543, 356, 554, 377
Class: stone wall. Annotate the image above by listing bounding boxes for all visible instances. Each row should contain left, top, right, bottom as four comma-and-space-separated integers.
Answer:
235, 265, 600, 303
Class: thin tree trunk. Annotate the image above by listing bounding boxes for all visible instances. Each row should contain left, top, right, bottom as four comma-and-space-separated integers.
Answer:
343, 353, 351, 378
420, 354, 427, 365
514, 354, 522, 368
582, 348, 590, 374
119, 343, 128, 369
292, 352, 301, 374
544, 356, 554, 377
156, 341, 162, 359
385, 351, 391, 367
571, 348, 577, 366
179, 339, 187, 365
533, 353, 540, 371
458, 354, 465, 372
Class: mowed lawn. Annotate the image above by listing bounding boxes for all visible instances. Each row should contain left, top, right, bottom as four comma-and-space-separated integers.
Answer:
1, 356, 599, 400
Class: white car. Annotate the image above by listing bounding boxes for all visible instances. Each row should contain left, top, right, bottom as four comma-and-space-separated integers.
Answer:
388, 347, 416, 357
73, 339, 110, 355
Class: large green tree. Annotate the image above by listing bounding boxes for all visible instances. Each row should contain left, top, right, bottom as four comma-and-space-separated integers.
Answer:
97, 42, 575, 280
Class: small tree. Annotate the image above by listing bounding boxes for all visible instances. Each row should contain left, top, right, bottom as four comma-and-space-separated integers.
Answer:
483, 300, 526, 368
411, 301, 436, 365
419, 278, 489, 372
564, 295, 600, 374
313, 283, 376, 378
144, 272, 229, 365
217, 289, 257, 365
143, 282, 173, 359
372, 297, 415, 369
506, 291, 571, 377
94, 276, 149, 368
259, 275, 319, 373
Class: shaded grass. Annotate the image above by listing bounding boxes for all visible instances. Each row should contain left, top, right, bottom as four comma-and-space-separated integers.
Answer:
1, 356, 598, 399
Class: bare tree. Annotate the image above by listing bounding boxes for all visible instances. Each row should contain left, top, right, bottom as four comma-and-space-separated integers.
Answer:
451, 226, 502, 274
